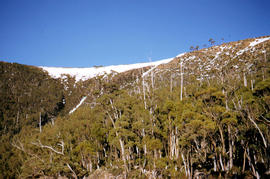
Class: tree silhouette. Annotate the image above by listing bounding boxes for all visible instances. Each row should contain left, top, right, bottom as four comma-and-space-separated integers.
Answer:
208, 38, 215, 46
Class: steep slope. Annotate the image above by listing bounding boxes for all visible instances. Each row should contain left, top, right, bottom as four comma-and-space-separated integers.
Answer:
41, 36, 270, 114
0, 62, 65, 178
40, 58, 173, 82
147, 36, 270, 80
1, 35, 270, 178
41, 36, 270, 84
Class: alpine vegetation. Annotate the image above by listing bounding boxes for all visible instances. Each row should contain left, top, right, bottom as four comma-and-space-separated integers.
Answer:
1, 36, 270, 178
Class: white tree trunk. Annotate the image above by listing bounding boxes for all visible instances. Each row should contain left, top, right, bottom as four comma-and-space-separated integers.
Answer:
219, 153, 225, 171
39, 112, 42, 133
182, 153, 188, 177
151, 70, 154, 89
67, 163, 77, 179
213, 156, 217, 172
228, 125, 233, 170
248, 116, 267, 148
180, 62, 184, 101
142, 78, 147, 109
107, 112, 128, 170
244, 73, 247, 87
170, 73, 173, 93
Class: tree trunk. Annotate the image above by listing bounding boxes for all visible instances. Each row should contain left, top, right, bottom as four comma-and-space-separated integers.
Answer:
218, 124, 226, 171
66, 163, 77, 179
243, 73, 247, 87
107, 112, 128, 171
246, 147, 260, 179
170, 73, 173, 93
151, 70, 154, 89
142, 78, 147, 109
119, 139, 127, 170
248, 116, 267, 148
182, 153, 188, 177
242, 149, 246, 173
228, 125, 233, 170
39, 112, 42, 133
180, 62, 183, 101
175, 127, 179, 159
213, 156, 217, 172
219, 153, 225, 171
218, 125, 225, 155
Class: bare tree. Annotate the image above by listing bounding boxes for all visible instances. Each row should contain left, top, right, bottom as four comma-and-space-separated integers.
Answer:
208, 38, 215, 46
180, 60, 184, 101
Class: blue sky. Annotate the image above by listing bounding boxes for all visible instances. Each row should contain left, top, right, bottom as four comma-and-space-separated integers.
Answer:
0, 0, 270, 67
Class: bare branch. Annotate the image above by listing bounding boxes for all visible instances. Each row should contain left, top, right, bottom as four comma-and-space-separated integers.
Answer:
11, 140, 44, 163
11, 140, 25, 152
66, 163, 78, 179
32, 140, 64, 155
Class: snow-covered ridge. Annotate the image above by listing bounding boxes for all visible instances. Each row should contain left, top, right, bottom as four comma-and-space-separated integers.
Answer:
40, 36, 270, 82
249, 37, 270, 47
40, 58, 174, 82
236, 37, 270, 56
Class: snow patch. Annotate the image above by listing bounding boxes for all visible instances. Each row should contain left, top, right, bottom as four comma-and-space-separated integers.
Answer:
184, 55, 196, 62
41, 58, 173, 82
235, 37, 270, 57
142, 58, 173, 77
177, 52, 186, 57
249, 37, 270, 47
69, 96, 87, 114
236, 48, 247, 56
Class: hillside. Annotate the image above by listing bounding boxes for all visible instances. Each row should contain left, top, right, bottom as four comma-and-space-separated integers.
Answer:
40, 58, 172, 82
1, 36, 270, 178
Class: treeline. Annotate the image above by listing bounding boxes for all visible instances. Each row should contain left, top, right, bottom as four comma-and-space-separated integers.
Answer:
11, 59, 270, 178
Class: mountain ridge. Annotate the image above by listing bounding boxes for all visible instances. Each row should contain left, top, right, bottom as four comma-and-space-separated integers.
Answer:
1, 35, 270, 178
40, 35, 270, 83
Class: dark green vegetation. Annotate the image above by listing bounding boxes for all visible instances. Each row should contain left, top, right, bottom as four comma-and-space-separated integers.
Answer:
0, 62, 63, 178
0, 62, 86, 178
1, 37, 270, 178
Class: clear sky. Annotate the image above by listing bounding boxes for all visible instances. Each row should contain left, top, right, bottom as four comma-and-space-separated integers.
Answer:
0, 0, 270, 67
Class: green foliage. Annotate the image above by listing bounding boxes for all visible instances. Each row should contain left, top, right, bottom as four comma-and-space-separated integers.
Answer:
254, 77, 270, 96
2, 36, 270, 178
0, 62, 66, 178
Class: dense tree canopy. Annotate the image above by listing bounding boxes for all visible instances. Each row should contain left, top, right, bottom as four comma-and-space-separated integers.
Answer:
1, 37, 270, 178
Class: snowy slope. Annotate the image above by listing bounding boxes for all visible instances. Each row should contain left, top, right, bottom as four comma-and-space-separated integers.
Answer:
41, 36, 270, 83
40, 58, 174, 82
142, 57, 173, 77
249, 37, 270, 47
69, 96, 87, 114
236, 37, 270, 56
40, 36, 270, 114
